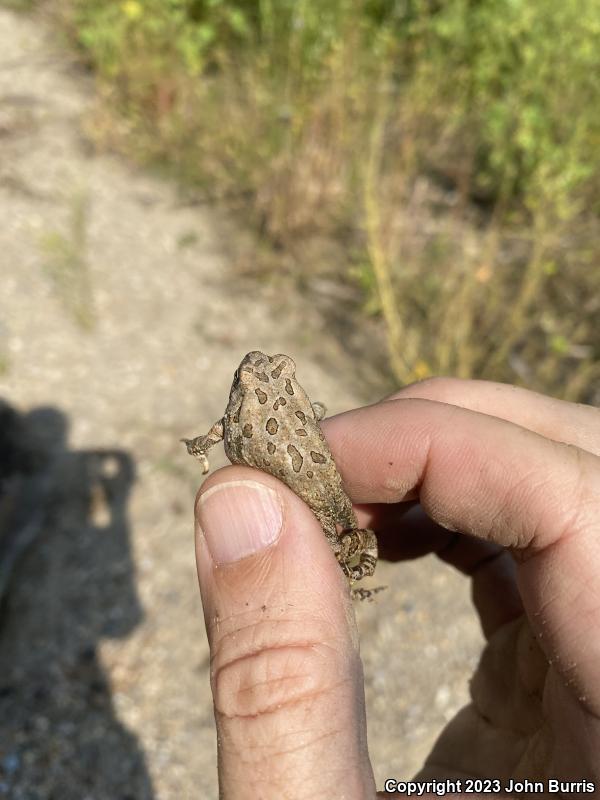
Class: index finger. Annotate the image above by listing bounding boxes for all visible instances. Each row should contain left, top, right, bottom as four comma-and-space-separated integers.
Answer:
389, 377, 600, 455
324, 398, 600, 714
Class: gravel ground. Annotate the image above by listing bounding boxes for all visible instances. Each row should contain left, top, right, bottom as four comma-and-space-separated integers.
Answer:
0, 7, 483, 798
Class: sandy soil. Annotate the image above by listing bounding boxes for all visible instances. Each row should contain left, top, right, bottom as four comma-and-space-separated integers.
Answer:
0, 7, 483, 798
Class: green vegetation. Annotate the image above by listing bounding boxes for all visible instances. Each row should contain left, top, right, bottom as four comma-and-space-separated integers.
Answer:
1, 0, 37, 10
62, 0, 599, 398
39, 190, 95, 331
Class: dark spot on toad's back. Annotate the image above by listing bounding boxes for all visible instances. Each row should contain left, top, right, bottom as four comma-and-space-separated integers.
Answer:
287, 444, 303, 473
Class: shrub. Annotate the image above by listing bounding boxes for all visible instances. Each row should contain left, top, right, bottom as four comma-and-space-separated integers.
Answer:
65, 0, 600, 399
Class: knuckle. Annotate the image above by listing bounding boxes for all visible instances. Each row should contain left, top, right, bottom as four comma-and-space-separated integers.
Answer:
398, 376, 464, 401
412, 376, 457, 394
212, 639, 342, 720
516, 444, 599, 559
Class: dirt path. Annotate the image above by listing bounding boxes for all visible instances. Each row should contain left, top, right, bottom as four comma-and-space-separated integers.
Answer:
0, 7, 483, 798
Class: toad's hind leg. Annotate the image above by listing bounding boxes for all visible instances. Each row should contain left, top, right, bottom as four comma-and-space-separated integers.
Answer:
339, 528, 378, 582
314, 513, 379, 594
314, 512, 344, 559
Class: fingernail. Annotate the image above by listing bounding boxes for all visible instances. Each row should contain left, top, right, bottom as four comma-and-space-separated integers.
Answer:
197, 480, 283, 565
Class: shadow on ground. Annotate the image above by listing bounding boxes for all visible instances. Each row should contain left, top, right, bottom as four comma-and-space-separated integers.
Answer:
0, 400, 154, 800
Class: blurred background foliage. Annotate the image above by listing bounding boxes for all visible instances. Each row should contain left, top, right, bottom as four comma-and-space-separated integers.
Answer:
55, 0, 599, 398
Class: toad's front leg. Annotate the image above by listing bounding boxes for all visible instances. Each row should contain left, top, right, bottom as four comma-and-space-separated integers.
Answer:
181, 419, 224, 474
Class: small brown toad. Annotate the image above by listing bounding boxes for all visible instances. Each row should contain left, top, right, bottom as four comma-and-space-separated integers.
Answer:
182, 351, 378, 588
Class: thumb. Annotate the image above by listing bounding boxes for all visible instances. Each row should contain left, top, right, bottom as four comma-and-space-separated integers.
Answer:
195, 465, 376, 800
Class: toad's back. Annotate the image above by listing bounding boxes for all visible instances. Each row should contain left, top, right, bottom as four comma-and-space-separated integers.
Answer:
222, 351, 354, 525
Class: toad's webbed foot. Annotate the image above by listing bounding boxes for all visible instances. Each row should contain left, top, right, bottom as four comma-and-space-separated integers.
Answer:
350, 585, 387, 602
338, 528, 378, 582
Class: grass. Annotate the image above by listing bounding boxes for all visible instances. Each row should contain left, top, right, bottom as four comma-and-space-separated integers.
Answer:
0, 0, 37, 10
50, 0, 600, 401
39, 189, 95, 331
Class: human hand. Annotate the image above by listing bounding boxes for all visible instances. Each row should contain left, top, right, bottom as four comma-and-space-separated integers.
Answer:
193, 378, 600, 798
